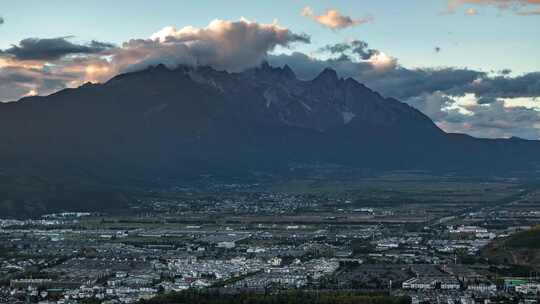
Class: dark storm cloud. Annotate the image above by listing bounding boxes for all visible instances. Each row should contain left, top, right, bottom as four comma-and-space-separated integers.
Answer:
319, 40, 379, 60
0, 68, 37, 83
366, 67, 485, 99
269, 52, 483, 99
269, 48, 540, 139
271, 49, 538, 102
463, 72, 540, 98
1, 37, 116, 61
0, 65, 80, 102
269, 51, 540, 101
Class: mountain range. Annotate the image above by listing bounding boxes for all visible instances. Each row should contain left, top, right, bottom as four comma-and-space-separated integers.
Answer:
0, 63, 539, 216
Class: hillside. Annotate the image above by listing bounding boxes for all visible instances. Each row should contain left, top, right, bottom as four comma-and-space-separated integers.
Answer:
482, 226, 540, 271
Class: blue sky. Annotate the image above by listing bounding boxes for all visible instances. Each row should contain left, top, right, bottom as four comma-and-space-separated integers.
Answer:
1, 0, 539, 74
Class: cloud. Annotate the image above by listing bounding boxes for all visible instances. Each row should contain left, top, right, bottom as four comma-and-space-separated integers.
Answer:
1, 37, 115, 61
426, 94, 540, 139
121, 18, 310, 72
319, 40, 379, 60
457, 72, 540, 101
268, 42, 540, 139
316, 40, 397, 72
0, 18, 538, 140
270, 42, 540, 102
466, 7, 479, 14
301, 6, 373, 30
366, 52, 398, 72
446, 0, 540, 15
0, 18, 310, 101
397, 92, 540, 139
0, 63, 79, 101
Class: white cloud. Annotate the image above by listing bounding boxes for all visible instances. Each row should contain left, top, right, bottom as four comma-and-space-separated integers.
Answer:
447, 0, 540, 15
301, 6, 373, 30
465, 8, 479, 15
0, 18, 310, 101
110, 18, 309, 73
366, 52, 397, 72
409, 92, 540, 139
501, 97, 540, 110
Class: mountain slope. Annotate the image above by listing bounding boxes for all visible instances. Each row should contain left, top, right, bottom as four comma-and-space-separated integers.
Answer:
1, 63, 538, 174
0, 63, 539, 216
482, 226, 540, 271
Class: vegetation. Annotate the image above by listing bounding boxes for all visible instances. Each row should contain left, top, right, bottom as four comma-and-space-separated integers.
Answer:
482, 226, 540, 271
505, 225, 540, 249
139, 290, 411, 304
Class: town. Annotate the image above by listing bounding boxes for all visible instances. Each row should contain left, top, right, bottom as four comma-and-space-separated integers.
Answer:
1, 180, 540, 304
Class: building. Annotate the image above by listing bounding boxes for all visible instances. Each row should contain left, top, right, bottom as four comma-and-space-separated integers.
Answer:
516, 283, 540, 295
467, 279, 496, 293
402, 277, 460, 290
402, 277, 436, 290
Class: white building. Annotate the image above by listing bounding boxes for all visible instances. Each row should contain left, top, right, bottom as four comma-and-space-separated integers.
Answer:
516, 283, 540, 295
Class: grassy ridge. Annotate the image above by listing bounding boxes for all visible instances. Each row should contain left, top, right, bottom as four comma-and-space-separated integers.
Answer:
505, 225, 540, 249
482, 226, 540, 272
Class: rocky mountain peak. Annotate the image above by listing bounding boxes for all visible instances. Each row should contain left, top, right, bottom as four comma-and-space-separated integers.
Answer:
313, 68, 339, 84
0, 62, 538, 183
